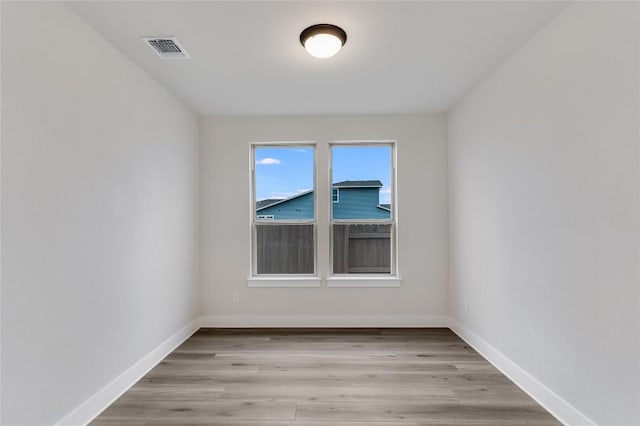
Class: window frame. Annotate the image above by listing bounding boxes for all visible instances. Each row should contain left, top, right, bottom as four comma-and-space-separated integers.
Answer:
249, 142, 318, 282
328, 141, 398, 279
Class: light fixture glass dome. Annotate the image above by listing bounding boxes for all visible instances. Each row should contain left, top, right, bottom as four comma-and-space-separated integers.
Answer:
300, 24, 347, 59
304, 33, 343, 58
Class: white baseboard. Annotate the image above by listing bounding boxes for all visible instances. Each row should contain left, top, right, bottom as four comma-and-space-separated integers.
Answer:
199, 314, 450, 328
55, 318, 200, 426
449, 319, 596, 426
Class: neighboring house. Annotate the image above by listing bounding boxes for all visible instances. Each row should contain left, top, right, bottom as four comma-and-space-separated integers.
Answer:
256, 180, 390, 219
256, 190, 314, 220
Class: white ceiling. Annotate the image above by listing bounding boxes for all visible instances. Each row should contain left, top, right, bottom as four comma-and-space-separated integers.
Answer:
67, 1, 569, 116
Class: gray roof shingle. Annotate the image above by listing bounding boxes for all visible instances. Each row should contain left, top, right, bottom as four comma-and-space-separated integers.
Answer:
256, 198, 282, 209
332, 180, 383, 188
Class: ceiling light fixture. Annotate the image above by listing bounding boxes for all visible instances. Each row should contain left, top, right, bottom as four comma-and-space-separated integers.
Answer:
300, 24, 347, 59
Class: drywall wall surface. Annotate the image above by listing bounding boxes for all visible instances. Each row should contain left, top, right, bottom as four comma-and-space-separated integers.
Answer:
448, 2, 639, 424
1, 2, 199, 425
200, 114, 448, 323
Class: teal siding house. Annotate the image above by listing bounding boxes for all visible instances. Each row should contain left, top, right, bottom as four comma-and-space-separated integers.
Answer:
256, 190, 314, 220
256, 180, 390, 220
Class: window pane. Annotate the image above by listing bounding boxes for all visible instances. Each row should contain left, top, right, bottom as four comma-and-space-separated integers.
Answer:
331, 146, 391, 220
255, 146, 314, 220
256, 224, 314, 274
332, 224, 391, 274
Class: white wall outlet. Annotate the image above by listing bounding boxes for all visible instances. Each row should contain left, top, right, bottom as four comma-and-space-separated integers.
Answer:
232, 292, 240, 303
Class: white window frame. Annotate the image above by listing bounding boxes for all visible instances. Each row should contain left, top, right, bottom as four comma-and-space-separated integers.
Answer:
332, 188, 339, 203
248, 142, 320, 287
327, 141, 399, 286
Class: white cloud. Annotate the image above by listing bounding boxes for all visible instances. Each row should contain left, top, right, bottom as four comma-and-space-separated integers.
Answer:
270, 189, 311, 199
269, 192, 296, 199
256, 158, 281, 165
380, 187, 391, 204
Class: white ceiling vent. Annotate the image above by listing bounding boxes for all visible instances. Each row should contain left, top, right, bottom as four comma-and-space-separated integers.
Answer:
142, 37, 190, 59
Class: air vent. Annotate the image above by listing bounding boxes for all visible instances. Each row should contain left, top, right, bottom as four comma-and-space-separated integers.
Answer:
142, 37, 190, 59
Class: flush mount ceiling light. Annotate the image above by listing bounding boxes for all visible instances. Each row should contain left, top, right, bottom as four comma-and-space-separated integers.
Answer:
300, 24, 347, 59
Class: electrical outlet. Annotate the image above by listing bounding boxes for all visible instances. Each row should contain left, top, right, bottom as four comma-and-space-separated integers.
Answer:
232, 292, 240, 303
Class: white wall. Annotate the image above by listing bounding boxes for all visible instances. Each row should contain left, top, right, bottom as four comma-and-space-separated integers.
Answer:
1, 2, 200, 425
448, 2, 639, 425
200, 115, 448, 326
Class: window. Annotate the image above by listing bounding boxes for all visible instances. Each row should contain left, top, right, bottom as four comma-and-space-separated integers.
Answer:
330, 144, 395, 275
252, 145, 315, 275
250, 141, 398, 286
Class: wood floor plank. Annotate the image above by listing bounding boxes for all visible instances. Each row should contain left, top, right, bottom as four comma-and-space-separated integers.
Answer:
257, 360, 459, 373
143, 422, 421, 426
349, 372, 513, 387
149, 359, 261, 373
97, 400, 296, 422
417, 423, 560, 426
138, 372, 353, 387
218, 384, 457, 402
213, 351, 480, 361
122, 386, 223, 401
90, 420, 146, 426
295, 402, 556, 423
90, 329, 560, 425
452, 384, 538, 405
162, 352, 217, 361
452, 361, 502, 373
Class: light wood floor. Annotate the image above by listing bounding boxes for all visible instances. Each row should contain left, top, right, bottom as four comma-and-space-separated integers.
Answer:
91, 328, 560, 425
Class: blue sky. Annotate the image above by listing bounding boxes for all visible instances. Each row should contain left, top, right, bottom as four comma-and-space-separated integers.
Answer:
255, 146, 314, 200
255, 145, 391, 204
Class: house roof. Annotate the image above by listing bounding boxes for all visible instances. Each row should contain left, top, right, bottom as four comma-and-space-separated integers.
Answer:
333, 180, 383, 188
256, 182, 384, 210
256, 189, 313, 211
256, 199, 282, 209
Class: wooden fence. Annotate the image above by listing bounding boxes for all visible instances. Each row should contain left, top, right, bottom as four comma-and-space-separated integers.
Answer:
256, 224, 314, 274
332, 224, 391, 274
255, 223, 391, 274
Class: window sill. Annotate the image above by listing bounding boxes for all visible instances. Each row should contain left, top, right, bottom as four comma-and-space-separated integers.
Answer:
247, 276, 321, 288
326, 276, 402, 288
